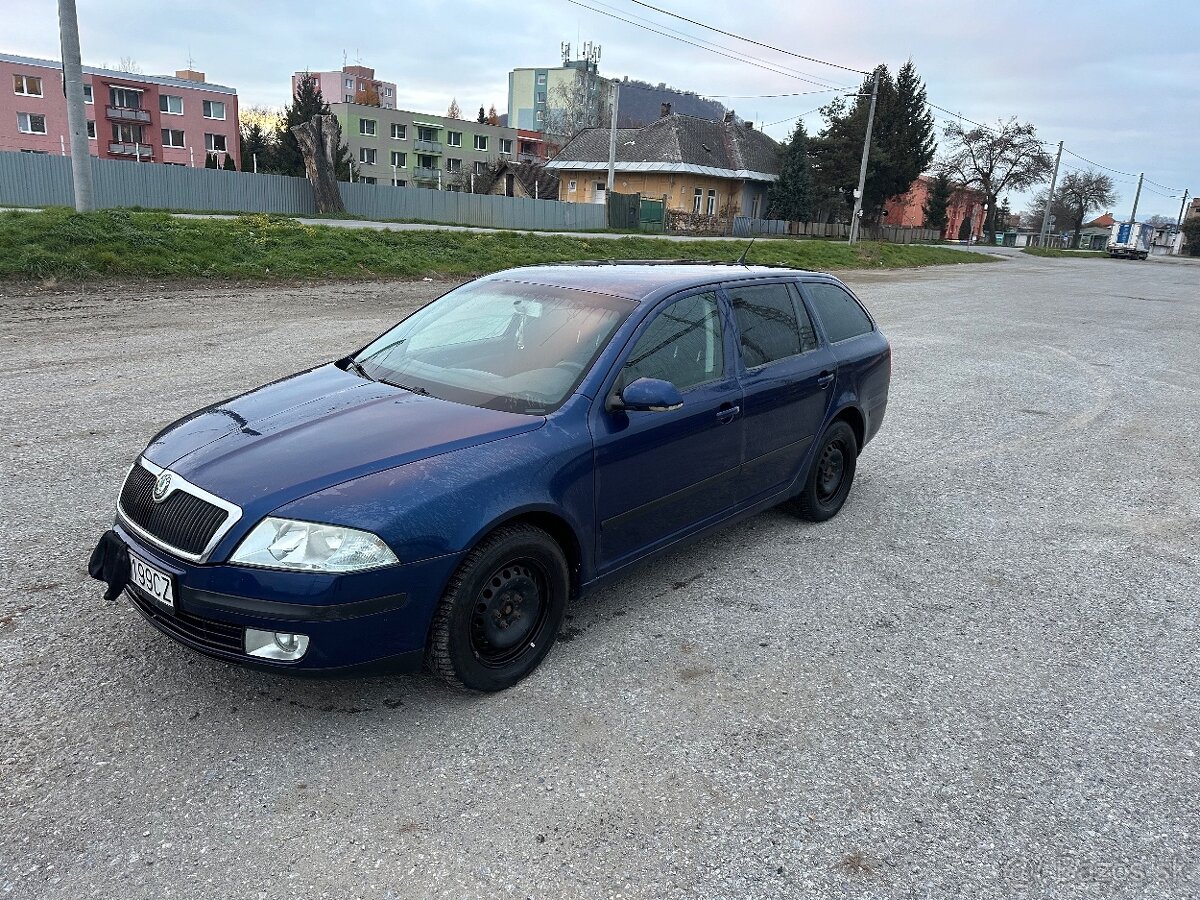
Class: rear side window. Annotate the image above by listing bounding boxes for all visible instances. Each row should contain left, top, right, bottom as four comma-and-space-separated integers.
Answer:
804, 282, 874, 343
729, 283, 816, 368
623, 292, 724, 392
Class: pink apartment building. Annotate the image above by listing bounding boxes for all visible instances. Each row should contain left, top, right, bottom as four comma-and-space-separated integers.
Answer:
292, 64, 397, 109
2, 52, 240, 168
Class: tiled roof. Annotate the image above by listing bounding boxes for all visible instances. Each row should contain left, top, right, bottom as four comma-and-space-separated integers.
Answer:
546, 114, 780, 181
1085, 212, 1116, 228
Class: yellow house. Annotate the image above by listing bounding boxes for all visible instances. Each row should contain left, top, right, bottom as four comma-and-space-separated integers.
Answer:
545, 109, 780, 219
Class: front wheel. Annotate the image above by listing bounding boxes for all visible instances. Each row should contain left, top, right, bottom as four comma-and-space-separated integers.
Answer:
426, 523, 569, 691
790, 420, 858, 522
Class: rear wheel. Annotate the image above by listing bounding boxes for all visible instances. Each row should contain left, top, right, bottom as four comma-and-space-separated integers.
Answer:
427, 523, 569, 692
790, 420, 858, 522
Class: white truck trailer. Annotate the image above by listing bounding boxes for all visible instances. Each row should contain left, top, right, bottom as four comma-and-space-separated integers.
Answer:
1107, 222, 1152, 259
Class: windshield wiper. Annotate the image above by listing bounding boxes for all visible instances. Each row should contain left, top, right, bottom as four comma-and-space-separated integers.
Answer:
383, 379, 429, 396
345, 358, 373, 381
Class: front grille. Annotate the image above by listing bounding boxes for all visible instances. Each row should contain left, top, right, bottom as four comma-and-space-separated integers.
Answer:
128, 588, 244, 654
120, 464, 228, 557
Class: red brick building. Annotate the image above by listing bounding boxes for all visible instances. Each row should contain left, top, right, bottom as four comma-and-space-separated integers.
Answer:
883, 174, 987, 240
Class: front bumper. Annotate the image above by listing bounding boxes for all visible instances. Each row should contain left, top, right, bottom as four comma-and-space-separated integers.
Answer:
110, 521, 464, 673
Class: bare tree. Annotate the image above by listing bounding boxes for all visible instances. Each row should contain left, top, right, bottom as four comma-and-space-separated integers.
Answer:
1146, 214, 1175, 227
291, 115, 346, 213
447, 98, 461, 119
543, 78, 611, 141
1057, 170, 1117, 246
941, 118, 1054, 241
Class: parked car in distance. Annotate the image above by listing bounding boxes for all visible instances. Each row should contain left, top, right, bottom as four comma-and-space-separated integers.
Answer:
92, 263, 891, 691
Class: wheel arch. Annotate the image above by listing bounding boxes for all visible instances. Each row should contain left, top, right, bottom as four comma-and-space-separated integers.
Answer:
831, 404, 866, 454
462, 506, 586, 600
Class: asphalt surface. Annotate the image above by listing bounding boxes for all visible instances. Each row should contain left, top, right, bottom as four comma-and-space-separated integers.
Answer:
1, 253, 1197, 899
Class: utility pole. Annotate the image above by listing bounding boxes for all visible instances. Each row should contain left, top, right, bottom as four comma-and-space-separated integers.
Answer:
1176, 189, 1189, 226
1039, 140, 1063, 247
58, 0, 94, 211
1128, 172, 1144, 223
848, 71, 878, 245
605, 80, 620, 195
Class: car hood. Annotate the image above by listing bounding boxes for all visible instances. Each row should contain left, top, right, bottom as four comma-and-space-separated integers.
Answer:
143, 363, 544, 511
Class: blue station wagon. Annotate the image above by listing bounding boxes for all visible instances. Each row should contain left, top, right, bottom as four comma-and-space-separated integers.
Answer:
91, 263, 891, 691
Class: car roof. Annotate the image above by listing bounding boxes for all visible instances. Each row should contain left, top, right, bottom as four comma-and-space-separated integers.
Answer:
486, 262, 826, 302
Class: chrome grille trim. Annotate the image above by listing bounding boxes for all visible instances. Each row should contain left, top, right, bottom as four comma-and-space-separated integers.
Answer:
116, 457, 243, 563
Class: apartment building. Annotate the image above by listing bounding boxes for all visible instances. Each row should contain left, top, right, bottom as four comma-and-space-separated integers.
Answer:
1, 52, 239, 167
330, 102, 519, 189
507, 43, 609, 134
292, 65, 398, 109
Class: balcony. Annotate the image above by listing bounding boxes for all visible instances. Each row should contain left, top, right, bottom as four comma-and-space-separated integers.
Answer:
108, 142, 153, 159
519, 151, 540, 163
106, 106, 151, 123
411, 166, 440, 182
413, 140, 443, 154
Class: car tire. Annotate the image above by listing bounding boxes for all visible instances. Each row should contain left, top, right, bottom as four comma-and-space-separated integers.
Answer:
791, 420, 858, 522
426, 523, 569, 692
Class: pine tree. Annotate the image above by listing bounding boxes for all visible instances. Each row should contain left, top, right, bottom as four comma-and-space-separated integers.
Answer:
922, 172, 954, 234
204, 152, 218, 169
447, 98, 461, 119
477, 106, 486, 124
240, 122, 273, 173
767, 122, 813, 221
275, 73, 353, 180
223, 153, 236, 171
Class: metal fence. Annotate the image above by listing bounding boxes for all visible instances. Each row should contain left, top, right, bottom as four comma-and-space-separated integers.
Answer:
0, 151, 607, 231
731, 215, 942, 242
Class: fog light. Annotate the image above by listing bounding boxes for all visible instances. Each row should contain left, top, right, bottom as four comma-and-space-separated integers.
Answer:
245, 628, 310, 661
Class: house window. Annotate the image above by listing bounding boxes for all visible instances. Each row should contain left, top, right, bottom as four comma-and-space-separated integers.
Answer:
693, 188, 703, 213
109, 86, 142, 109
345, 78, 354, 89
446, 158, 462, 173
161, 128, 185, 147
447, 131, 462, 147
160, 94, 183, 115
416, 154, 437, 170
113, 123, 144, 143
536, 74, 546, 85
17, 112, 47, 134
474, 161, 488, 174
392, 178, 406, 187
86, 120, 95, 139
417, 126, 438, 142
568, 179, 577, 192
384, 87, 392, 97
750, 193, 761, 218
202, 100, 226, 120
536, 91, 546, 104
13, 74, 43, 96
359, 118, 376, 136
499, 138, 513, 154
344, 94, 354, 103
359, 147, 377, 164
205, 133, 227, 152
363, 176, 376, 184
706, 189, 717, 216
391, 151, 406, 167
82, 84, 93, 104
473, 134, 488, 151
391, 123, 406, 139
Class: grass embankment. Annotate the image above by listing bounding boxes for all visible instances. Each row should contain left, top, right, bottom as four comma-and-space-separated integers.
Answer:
0, 208, 993, 280
1021, 246, 1106, 258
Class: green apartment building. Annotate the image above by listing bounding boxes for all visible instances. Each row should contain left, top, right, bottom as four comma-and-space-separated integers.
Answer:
330, 103, 519, 189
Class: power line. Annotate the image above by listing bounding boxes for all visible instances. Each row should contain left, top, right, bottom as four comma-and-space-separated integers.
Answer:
624, 0, 871, 75
707, 88, 841, 99
562, 0, 852, 90
765, 105, 828, 128
1061, 148, 1137, 179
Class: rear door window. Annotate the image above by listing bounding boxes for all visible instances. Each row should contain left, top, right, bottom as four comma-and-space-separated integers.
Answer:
803, 282, 874, 343
728, 282, 816, 368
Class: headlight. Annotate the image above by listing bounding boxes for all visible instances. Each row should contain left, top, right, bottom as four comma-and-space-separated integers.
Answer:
229, 517, 399, 572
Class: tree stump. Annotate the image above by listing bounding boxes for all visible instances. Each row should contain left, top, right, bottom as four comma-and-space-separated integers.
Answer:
291, 114, 346, 214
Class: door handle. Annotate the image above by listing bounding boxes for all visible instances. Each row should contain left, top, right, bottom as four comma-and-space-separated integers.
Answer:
716, 404, 741, 423
817, 371, 835, 388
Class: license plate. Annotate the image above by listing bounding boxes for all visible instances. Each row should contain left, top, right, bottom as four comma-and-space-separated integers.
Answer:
129, 553, 175, 610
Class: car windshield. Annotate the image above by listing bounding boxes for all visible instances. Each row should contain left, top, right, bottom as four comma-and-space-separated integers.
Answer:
354, 279, 632, 415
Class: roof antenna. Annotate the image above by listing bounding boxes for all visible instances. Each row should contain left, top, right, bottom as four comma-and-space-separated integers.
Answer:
735, 238, 756, 266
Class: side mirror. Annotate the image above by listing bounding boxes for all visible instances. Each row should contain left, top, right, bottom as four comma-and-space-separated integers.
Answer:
609, 377, 684, 413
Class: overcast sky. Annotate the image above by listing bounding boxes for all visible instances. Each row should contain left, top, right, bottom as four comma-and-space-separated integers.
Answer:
12, 0, 1198, 219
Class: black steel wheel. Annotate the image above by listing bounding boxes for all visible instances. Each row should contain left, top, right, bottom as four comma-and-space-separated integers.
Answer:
791, 420, 858, 522
427, 523, 569, 691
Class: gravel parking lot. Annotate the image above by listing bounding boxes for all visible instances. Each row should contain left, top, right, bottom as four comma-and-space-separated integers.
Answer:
2, 252, 1197, 899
